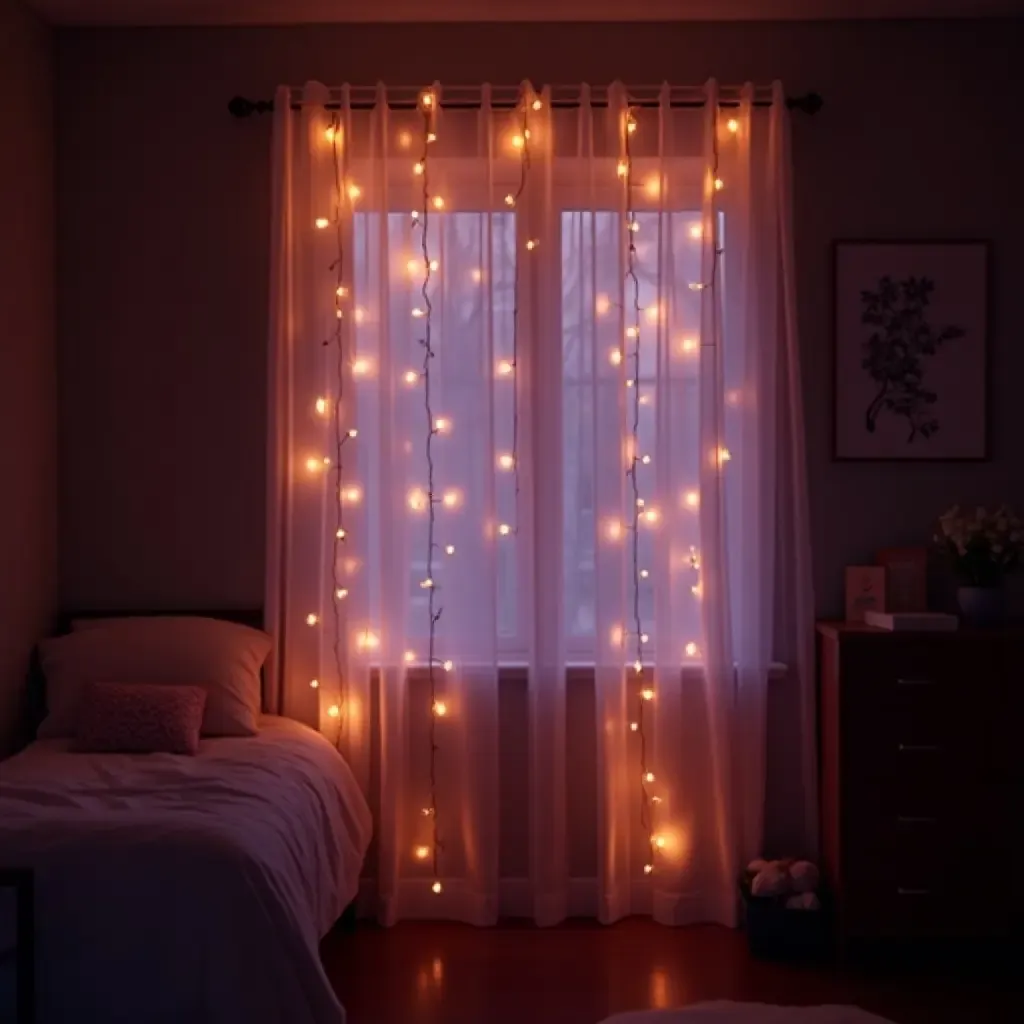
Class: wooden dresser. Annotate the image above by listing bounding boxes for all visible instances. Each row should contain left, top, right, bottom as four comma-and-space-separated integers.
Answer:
817, 622, 1021, 946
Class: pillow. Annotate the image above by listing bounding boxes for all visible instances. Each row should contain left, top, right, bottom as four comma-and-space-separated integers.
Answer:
38, 616, 271, 739
74, 682, 207, 755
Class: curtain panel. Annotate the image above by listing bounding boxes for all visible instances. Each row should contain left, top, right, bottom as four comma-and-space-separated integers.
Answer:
266, 80, 816, 926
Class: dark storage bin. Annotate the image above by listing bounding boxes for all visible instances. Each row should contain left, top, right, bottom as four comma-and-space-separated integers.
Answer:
739, 881, 830, 961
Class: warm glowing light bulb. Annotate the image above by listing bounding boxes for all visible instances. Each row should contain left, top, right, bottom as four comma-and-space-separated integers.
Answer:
443, 660, 454, 672
354, 307, 366, 323
626, 326, 638, 339
306, 613, 319, 626
532, 98, 542, 111
714, 177, 725, 191
434, 417, 449, 433
305, 456, 321, 473
404, 369, 419, 385
645, 303, 663, 325
689, 223, 703, 240
605, 519, 623, 541
352, 358, 371, 377
408, 489, 427, 511
727, 117, 739, 133
432, 196, 445, 210
421, 807, 432, 817
640, 569, 650, 579
641, 454, 651, 465
324, 125, 337, 142
643, 508, 660, 525
315, 217, 329, 229
718, 446, 732, 465
684, 489, 700, 509
639, 394, 650, 405
504, 194, 516, 207
644, 176, 661, 199
595, 294, 611, 316
421, 92, 435, 109
412, 307, 425, 318
470, 268, 483, 283
404, 651, 417, 665
609, 349, 622, 366
641, 633, 649, 644
358, 631, 380, 651
336, 527, 346, 540
407, 258, 421, 275
692, 582, 703, 598
315, 396, 328, 415
327, 704, 340, 718
634, 660, 643, 674
420, 578, 434, 589
336, 285, 348, 298
641, 687, 655, 701
336, 588, 348, 600
627, 117, 637, 135
628, 220, 640, 233
431, 881, 443, 894
644, 772, 656, 783
432, 700, 448, 717
347, 184, 362, 201
497, 359, 513, 377
498, 453, 514, 470
630, 722, 639, 732
415, 845, 430, 859
344, 486, 362, 504
426, 132, 437, 144
310, 678, 319, 689
685, 641, 699, 657
636, 497, 645, 508
644, 863, 654, 875
348, 428, 358, 439
398, 130, 412, 148
525, 239, 538, 251
681, 337, 698, 356
511, 134, 524, 150
498, 523, 512, 536
445, 544, 455, 555
442, 490, 460, 508
617, 161, 628, 178
654, 834, 667, 848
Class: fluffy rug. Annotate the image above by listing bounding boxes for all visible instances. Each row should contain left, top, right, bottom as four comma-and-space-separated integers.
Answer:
600, 1004, 896, 1024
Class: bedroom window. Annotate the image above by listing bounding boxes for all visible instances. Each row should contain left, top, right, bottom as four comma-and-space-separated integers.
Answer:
344, 191, 725, 664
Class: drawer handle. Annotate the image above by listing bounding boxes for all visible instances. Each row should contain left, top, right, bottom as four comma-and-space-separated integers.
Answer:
896, 677, 935, 687
897, 887, 931, 897
898, 743, 941, 753
897, 816, 937, 824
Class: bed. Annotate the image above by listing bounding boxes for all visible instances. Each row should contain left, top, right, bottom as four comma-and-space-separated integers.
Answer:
0, 613, 372, 1024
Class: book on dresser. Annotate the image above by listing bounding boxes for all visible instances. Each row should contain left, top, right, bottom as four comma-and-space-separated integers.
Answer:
816, 622, 1021, 950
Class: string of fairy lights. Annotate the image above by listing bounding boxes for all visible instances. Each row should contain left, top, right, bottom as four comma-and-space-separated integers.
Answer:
416, 90, 446, 895
620, 106, 659, 876
308, 85, 735, 895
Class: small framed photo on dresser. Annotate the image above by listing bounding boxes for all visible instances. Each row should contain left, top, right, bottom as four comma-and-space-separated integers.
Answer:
876, 547, 928, 612
845, 566, 886, 624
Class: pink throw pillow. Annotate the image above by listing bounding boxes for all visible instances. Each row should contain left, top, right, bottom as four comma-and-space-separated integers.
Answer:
74, 682, 208, 755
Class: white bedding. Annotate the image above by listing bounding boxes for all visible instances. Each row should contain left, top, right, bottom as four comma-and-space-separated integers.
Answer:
0, 714, 372, 1024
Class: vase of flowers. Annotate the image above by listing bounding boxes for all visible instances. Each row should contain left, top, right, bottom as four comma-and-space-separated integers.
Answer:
935, 504, 1023, 626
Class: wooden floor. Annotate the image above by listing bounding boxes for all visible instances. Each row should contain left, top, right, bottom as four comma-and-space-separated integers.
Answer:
321, 920, 1019, 1024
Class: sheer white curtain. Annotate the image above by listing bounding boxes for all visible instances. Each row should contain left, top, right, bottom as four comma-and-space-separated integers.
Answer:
266, 79, 815, 928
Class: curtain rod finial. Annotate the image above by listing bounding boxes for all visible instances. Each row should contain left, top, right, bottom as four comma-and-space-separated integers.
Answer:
228, 96, 273, 118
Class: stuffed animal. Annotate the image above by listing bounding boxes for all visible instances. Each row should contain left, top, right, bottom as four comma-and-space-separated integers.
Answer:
750, 864, 789, 897
788, 860, 819, 893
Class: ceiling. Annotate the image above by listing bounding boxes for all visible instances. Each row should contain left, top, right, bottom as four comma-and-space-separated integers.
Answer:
25, 0, 1024, 27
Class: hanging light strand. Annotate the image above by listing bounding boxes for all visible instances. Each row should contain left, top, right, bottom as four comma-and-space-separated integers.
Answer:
623, 106, 657, 873
327, 110, 353, 724
418, 95, 444, 889
507, 94, 533, 535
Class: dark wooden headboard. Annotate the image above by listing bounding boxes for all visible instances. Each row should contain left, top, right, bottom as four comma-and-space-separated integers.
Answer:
21, 609, 266, 752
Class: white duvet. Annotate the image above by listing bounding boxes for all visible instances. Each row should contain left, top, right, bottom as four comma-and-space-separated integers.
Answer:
0, 715, 372, 1024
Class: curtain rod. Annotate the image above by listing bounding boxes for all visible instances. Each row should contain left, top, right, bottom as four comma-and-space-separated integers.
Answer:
227, 92, 823, 118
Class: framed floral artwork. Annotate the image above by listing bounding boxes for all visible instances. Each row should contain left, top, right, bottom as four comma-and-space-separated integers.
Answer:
832, 240, 989, 460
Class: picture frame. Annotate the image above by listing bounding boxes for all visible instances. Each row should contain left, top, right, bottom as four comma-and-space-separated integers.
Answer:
832, 240, 989, 461
845, 566, 886, 624
876, 547, 928, 613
